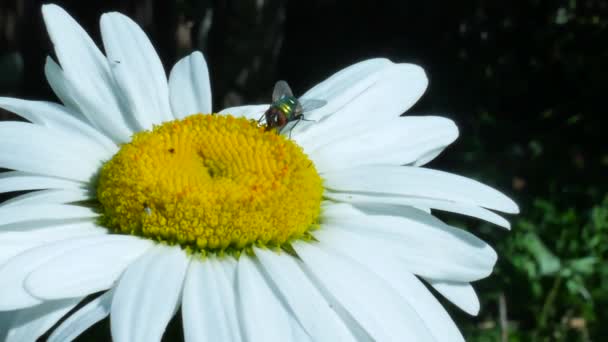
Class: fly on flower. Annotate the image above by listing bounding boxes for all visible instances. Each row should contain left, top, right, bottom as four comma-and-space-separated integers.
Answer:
262, 80, 326, 135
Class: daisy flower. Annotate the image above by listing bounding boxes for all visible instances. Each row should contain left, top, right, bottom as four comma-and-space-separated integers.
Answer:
0, 4, 518, 342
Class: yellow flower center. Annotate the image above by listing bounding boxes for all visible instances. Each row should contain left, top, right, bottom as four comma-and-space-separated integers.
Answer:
97, 114, 323, 254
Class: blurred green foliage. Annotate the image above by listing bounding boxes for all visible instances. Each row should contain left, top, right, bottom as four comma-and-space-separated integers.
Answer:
456, 196, 608, 341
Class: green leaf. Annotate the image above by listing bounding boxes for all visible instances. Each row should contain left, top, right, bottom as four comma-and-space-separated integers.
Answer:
522, 232, 562, 275
567, 257, 597, 276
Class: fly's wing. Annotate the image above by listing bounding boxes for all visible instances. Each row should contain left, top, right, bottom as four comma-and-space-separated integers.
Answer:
272, 80, 294, 101
299, 98, 327, 113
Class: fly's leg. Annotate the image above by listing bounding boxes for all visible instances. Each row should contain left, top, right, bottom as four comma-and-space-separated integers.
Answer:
257, 113, 266, 125
287, 116, 305, 138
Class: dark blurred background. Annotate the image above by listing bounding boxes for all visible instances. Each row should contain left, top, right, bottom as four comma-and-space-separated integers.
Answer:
1, 0, 607, 340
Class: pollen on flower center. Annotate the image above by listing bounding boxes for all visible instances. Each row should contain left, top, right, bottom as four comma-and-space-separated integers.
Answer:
97, 114, 323, 254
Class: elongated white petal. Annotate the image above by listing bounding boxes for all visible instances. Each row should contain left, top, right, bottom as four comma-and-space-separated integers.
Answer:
294, 241, 435, 341
0, 240, 45, 268
111, 245, 189, 342
25, 236, 153, 300
44, 56, 82, 113
219, 104, 268, 121
346, 205, 504, 250
0, 221, 105, 266
290, 314, 313, 342
295, 63, 428, 148
183, 257, 242, 342
0, 204, 97, 227
0, 171, 85, 194
332, 220, 488, 282
324, 190, 511, 228
100, 12, 173, 129
183, 259, 229, 342
0, 235, 117, 310
0, 97, 117, 153
309, 234, 464, 341
48, 290, 114, 342
311, 116, 458, 172
392, 274, 465, 341
427, 280, 480, 315
254, 248, 356, 341
5, 298, 81, 342
213, 258, 243, 340
323, 165, 519, 214
237, 255, 293, 342
0, 188, 91, 208
0, 122, 102, 182
169, 51, 212, 118
0, 218, 101, 233
321, 204, 497, 281
42, 4, 134, 142
414, 147, 445, 167
299, 58, 392, 122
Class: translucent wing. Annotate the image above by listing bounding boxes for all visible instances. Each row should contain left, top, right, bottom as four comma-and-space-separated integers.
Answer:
299, 98, 327, 113
272, 80, 294, 102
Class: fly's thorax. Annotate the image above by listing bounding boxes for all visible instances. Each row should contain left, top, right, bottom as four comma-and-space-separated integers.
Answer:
273, 96, 299, 119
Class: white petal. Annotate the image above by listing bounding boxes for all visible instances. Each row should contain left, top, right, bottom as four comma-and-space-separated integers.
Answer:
0, 122, 102, 182
237, 255, 293, 342
351, 200, 505, 235
321, 204, 497, 282
111, 245, 189, 342
295, 63, 428, 148
0, 204, 97, 227
290, 314, 313, 342
310, 116, 458, 172
25, 236, 153, 300
44, 56, 81, 113
5, 299, 81, 342
0, 220, 105, 266
0, 188, 91, 208
0, 218, 101, 234
299, 58, 392, 122
324, 191, 511, 228
428, 280, 480, 316
0, 220, 104, 244
0, 234, 116, 310
48, 290, 114, 342
293, 241, 435, 341
169, 51, 212, 118
213, 258, 242, 340
0, 97, 117, 153
254, 248, 357, 342
182, 257, 242, 342
414, 147, 445, 167
323, 165, 519, 214
219, 104, 268, 121
308, 235, 464, 341
100, 12, 173, 128
41, 4, 134, 142
183, 259, 228, 342
0, 171, 85, 194
392, 274, 464, 341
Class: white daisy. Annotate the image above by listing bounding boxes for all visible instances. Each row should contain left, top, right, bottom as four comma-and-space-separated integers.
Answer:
0, 4, 518, 342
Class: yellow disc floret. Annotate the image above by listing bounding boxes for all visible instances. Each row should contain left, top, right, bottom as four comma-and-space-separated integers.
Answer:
97, 114, 323, 254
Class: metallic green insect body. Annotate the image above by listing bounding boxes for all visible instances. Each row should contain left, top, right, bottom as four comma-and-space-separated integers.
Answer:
274, 96, 299, 119
264, 95, 299, 132
263, 80, 327, 135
